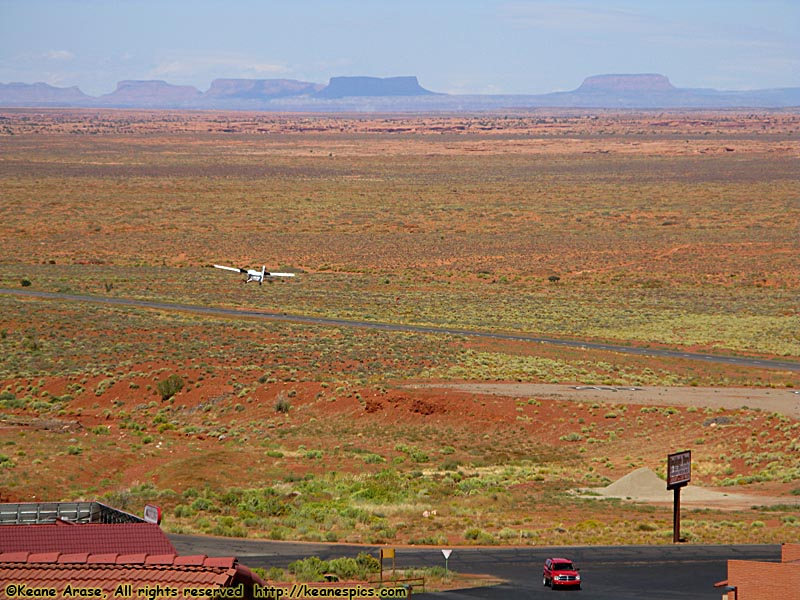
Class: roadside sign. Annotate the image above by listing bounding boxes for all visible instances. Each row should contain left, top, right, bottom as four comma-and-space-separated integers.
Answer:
442, 549, 452, 576
143, 504, 162, 525
667, 450, 691, 490
667, 450, 691, 544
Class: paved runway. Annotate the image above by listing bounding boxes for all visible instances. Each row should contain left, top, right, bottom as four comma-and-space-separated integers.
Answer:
3, 288, 798, 372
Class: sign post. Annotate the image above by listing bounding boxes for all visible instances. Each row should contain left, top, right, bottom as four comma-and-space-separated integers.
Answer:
667, 450, 691, 543
441, 549, 452, 577
380, 548, 395, 585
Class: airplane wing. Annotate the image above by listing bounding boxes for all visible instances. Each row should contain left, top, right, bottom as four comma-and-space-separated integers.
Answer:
266, 272, 296, 278
213, 264, 247, 274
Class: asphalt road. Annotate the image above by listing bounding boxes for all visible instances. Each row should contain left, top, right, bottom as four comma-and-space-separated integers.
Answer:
169, 535, 780, 599
2, 288, 799, 372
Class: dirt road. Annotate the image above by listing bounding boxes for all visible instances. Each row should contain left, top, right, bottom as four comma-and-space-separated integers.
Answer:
417, 383, 800, 419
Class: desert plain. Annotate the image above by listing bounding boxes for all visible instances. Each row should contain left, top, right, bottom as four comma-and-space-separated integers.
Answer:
0, 108, 799, 547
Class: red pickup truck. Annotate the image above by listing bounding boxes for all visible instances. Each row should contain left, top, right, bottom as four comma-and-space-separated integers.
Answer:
543, 557, 582, 590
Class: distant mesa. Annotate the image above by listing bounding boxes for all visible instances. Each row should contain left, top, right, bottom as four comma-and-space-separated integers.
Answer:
97, 80, 202, 106
315, 76, 436, 99
0, 82, 92, 105
1, 73, 799, 110
577, 73, 676, 93
205, 78, 324, 100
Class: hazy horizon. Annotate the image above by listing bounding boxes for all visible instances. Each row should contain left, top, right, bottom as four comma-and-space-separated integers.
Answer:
1, 0, 798, 97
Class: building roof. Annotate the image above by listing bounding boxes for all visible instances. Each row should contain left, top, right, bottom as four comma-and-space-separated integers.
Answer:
0, 552, 265, 598
0, 522, 176, 555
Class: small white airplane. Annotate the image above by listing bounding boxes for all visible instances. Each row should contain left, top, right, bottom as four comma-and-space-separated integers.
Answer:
213, 264, 295, 285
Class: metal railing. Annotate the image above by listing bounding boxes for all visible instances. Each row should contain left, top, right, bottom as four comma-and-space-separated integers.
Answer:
0, 501, 143, 525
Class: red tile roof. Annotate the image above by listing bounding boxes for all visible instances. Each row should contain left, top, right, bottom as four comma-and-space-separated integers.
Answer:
0, 552, 265, 599
0, 523, 176, 555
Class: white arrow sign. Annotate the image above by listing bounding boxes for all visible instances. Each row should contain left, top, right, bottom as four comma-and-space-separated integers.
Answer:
442, 549, 452, 559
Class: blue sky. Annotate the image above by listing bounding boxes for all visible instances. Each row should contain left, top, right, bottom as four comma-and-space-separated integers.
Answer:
1, 0, 797, 96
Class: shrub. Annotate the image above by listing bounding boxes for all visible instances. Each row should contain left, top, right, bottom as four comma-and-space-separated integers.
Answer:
173, 504, 195, 518
238, 489, 290, 517
464, 527, 481, 540
288, 556, 329, 582
395, 444, 429, 463
327, 557, 359, 579
211, 518, 247, 538
355, 552, 380, 575
426, 566, 449, 578
157, 374, 184, 401
191, 497, 213, 512
287, 553, 379, 582
464, 528, 496, 544
0, 393, 24, 409
275, 392, 291, 414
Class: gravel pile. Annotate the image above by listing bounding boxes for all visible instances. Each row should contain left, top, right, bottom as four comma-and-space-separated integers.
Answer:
583, 467, 776, 506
